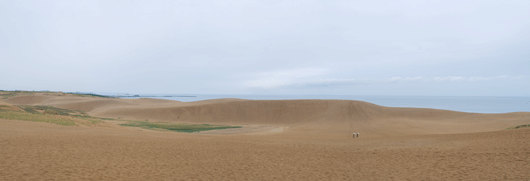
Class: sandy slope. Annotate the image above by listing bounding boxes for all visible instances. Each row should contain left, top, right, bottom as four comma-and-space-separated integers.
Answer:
1, 93, 530, 180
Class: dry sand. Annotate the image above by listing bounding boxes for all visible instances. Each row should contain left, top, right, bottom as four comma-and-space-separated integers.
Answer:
1, 93, 529, 180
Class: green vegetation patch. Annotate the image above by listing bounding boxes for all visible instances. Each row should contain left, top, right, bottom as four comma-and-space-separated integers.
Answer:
18, 105, 75, 115
0, 111, 76, 126
119, 121, 242, 133
3, 105, 113, 126
506, 124, 530, 130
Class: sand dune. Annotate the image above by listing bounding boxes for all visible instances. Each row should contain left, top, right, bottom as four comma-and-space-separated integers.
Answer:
4, 94, 529, 137
1, 93, 529, 180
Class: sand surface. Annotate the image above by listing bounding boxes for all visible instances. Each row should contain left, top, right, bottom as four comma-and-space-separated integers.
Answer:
1, 93, 529, 180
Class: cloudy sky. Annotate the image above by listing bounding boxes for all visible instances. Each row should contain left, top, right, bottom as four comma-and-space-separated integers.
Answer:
1, 0, 529, 96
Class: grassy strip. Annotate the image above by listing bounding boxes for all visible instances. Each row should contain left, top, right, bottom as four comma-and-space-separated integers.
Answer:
0, 105, 12, 108
0, 90, 115, 99
506, 124, 530, 130
70, 92, 114, 98
0, 110, 77, 126
119, 121, 242, 133
0, 91, 33, 99
71, 115, 104, 125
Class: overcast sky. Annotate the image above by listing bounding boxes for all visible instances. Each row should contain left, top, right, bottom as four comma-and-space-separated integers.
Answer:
1, 0, 529, 96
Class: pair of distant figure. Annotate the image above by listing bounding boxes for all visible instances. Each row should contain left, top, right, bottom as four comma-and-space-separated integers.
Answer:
353, 133, 359, 138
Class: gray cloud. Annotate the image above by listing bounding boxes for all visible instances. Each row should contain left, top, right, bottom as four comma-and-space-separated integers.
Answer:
0, 0, 529, 96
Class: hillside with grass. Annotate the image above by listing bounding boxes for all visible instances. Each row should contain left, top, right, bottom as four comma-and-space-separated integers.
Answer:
0, 103, 243, 133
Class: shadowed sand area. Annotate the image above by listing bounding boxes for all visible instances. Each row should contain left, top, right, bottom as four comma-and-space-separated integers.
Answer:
1, 93, 529, 180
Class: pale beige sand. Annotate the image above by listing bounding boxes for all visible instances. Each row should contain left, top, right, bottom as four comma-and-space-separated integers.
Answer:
1, 93, 529, 180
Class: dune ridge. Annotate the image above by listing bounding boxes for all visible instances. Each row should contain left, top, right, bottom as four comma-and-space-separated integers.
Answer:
3, 93, 529, 137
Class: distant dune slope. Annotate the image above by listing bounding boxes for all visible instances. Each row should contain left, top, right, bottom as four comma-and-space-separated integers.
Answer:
5, 94, 530, 137
3, 95, 53, 105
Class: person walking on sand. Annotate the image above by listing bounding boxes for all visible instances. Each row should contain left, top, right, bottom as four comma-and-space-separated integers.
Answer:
357, 133, 359, 138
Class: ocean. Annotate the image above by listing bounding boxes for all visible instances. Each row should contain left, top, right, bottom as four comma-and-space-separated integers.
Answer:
113, 94, 530, 114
